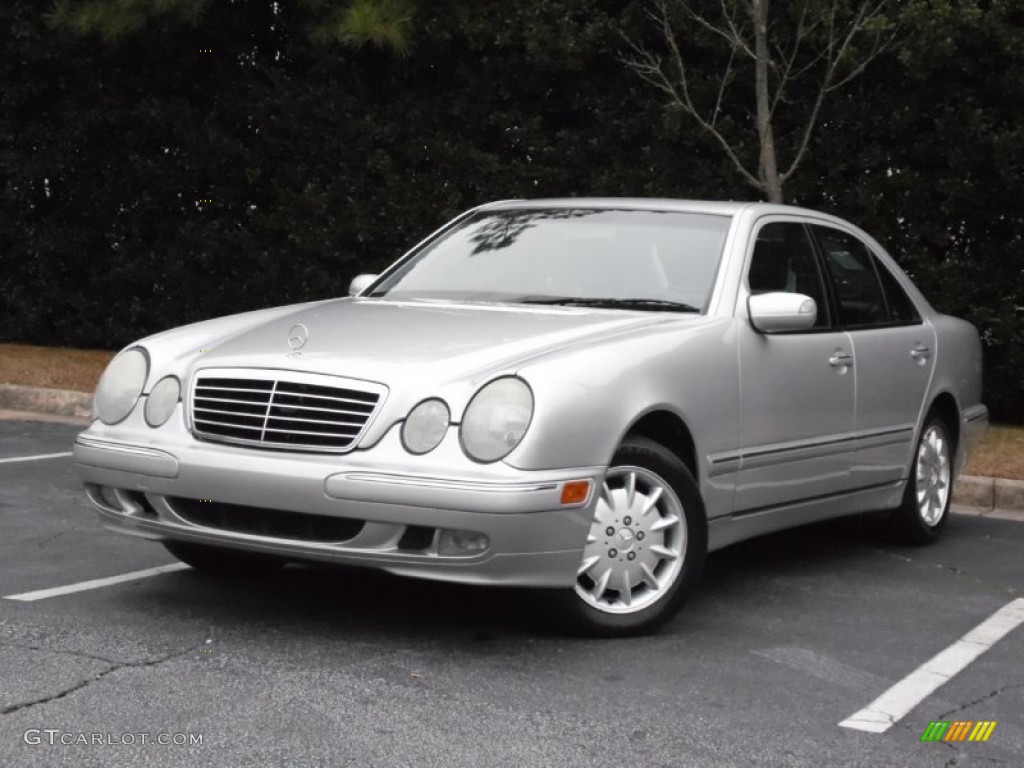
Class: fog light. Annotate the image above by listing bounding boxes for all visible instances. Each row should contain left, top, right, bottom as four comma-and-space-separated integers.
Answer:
560, 480, 592, 505
440, 530, 490, 555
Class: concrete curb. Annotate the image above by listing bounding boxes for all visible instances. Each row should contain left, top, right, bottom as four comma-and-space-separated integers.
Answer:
953, 475, 1024, 513
0, 409, 89, 425
952, 504, 1024, 523
0, 383, 92, 420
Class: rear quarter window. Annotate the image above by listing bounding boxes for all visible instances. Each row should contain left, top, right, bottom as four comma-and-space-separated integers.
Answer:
874, 259, 922, 325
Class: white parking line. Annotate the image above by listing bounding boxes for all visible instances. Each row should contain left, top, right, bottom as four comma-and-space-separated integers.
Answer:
3, 563, 191, 602
839, 597, 1024, 733
0, 451, 73, 464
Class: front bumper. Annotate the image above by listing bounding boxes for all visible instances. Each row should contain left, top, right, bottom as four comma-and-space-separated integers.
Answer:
73, 408, 603, 588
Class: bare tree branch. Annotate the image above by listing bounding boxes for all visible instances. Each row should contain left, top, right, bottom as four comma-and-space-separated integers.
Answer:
676, 0, 756, 60
768, 2, 832, 112
782, 0, 896, 181
621, 0, 762, 190
622, 0, 897, 199
710, 45, 738, 129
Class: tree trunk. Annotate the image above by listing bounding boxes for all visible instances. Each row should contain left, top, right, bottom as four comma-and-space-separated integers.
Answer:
752, 0, 784, 203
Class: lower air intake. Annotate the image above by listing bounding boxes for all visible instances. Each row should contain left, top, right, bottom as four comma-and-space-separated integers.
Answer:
169, 497, 364, 543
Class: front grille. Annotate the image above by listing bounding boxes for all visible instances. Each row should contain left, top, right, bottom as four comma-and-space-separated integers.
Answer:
190, 369, 386, 453
170, 497, 365, 543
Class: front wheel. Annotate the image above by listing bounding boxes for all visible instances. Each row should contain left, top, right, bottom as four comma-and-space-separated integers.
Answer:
888, 415, 954, 544
547, 436, 706, 636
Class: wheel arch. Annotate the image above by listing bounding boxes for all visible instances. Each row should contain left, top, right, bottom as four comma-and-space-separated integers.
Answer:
926, 391, 961, 454
622, 409, 699, 485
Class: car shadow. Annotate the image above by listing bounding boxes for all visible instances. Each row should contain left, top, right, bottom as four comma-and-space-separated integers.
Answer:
134, 514, 915, 642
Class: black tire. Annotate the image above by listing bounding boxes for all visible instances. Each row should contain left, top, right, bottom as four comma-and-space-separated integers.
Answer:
162, 540, 287, 578
544, 436, 707, 637
888, 414, 954, 545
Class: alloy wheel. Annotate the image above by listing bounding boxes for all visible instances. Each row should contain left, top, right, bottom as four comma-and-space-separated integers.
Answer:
916, 424, 951, 526
575, 465, 687, 614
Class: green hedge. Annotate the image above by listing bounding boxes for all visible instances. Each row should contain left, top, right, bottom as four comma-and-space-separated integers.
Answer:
1, 1, 1020, 421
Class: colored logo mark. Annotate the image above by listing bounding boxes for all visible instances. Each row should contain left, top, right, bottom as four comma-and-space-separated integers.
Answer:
920, 721, 997, 742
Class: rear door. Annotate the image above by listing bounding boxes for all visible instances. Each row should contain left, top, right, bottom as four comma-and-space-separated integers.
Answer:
811, 225, 936, 488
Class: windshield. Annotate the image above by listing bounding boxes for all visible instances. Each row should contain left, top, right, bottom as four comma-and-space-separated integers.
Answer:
368, 208, 731, 312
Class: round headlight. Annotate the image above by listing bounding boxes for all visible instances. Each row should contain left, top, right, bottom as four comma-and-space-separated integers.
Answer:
93, 348, 149, 425
401, 399, 450, 455
460, 377, 534, 463
144, 375, 181, 427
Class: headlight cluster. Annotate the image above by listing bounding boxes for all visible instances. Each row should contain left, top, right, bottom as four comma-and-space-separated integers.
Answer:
460, 377, 533, 462
144, 376, 181, 427
401, 399, 450, 454
400, 377, 534, 463
93, 349, 149, 425
93, 347, 180, 428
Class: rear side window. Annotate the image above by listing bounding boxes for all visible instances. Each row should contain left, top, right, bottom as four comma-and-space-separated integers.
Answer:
875, 260, 922, 325
813, 226, 888, 328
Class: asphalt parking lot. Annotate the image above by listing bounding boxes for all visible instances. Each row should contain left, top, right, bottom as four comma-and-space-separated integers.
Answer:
1, 418, 1021, 767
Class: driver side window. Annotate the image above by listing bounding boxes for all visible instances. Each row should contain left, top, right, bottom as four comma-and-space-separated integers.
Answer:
748, 222, 830, 329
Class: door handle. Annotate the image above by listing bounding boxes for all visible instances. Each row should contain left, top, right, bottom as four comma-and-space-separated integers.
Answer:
829, 352, 854, 368
910, 345, 931, 360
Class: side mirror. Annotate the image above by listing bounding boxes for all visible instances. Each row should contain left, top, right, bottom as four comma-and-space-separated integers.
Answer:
748, 292, 817, 333
348, 273, 379, 297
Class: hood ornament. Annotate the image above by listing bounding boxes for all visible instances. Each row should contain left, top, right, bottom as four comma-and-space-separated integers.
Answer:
287, 323, 309, 350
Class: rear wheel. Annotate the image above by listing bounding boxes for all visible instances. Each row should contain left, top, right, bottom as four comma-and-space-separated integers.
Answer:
162, 540, 287, 578
547, 436, 706, 636
889, 415, 953, 544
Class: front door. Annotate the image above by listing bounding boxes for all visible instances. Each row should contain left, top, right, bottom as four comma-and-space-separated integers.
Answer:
735, 219, 855, 513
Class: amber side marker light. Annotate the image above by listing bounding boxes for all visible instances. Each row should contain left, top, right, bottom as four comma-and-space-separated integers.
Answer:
560, 480, 592, 505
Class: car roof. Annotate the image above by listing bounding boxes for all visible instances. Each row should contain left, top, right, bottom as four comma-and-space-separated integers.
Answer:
474, 198, 824, 218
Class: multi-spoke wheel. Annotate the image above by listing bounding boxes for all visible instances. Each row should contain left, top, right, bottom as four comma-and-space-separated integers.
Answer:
916, 423, 952, 526
547, 436, 706, 636
575, 466, 686, 614
889, 415, 954, 544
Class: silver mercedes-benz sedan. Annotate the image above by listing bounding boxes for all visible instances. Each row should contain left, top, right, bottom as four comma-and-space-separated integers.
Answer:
74, 199, 988, 635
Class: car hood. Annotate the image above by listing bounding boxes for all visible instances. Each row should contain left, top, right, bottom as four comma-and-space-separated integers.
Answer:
133, 297, 710, 446
181, 298, 681, 387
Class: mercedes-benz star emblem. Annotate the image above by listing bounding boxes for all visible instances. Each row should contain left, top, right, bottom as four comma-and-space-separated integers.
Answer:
287, 323, 309, 350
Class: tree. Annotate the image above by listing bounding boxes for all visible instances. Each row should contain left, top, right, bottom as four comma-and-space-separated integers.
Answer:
44, 0, 416, 53
803, 0, 1024, 422
3, 0, 1021, 421
623, 0, 896, 203
1, 0, 708, 347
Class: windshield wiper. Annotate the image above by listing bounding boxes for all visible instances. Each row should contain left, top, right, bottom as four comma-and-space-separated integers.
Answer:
520, 297, 702, 313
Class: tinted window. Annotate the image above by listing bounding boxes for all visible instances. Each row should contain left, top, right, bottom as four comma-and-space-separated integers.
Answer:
875, 259, 922, 325
813, 226, 888, 328
748, 222, 830, 329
